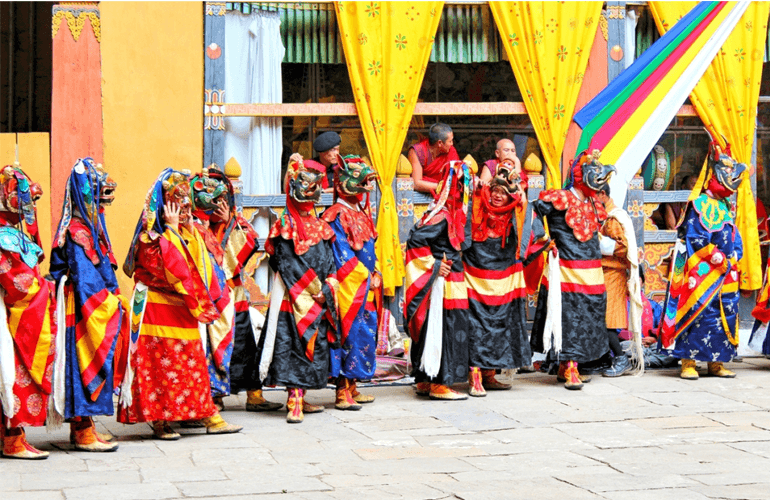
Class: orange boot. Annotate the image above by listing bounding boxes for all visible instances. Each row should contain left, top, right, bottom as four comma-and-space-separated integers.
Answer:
335, 377, 362, 411
560, 361, 583, 390
70, 417, 119, 452
2, 427, 48, 460
286, 388, 305, 423
468, 367, 486, 397
349, 379, 375, 404
557, 362, 591, 384
482, 369, 512, 390
414, 382, 431, 396
429, 383, 468, 401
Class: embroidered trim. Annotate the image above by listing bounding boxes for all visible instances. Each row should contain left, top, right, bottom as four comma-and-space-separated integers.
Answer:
52, 7, 101, 43
539, 189, 607, 242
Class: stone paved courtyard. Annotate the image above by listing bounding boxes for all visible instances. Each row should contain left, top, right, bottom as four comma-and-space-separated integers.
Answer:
5, 357, 770, 500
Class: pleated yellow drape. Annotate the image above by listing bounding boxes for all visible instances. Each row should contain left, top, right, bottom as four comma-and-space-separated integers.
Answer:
650, 2, 769, 291
335, 1, 443, 296
490, 2, 602, 189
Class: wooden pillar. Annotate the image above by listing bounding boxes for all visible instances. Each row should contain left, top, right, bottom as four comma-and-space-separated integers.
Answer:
204, 2, 226, 170
50, 2, 103, 237
606, 2, 627, 84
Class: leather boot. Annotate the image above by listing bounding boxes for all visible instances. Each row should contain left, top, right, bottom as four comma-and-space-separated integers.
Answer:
349, 379, 375, 404
212, 396, 225, 412
414, 382, 431, 396
245, 389, 283, 412
302, 390, 324, 414
335, 377, 362, 411
70, 417, 119, 452
429, 383, 468, 400
603, 355, 632, 377
482, 369, 512, 390
2, 427, 48, 459
680, 359, 699, 380
468, 367, 487, 397
69, 417, 116, 444
707, 362, 736, 378
286, 388, 304, 423
203, 413, 243, 434
562, 361, 583, 390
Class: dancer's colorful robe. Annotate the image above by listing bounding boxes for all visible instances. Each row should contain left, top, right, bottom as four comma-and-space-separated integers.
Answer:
50, 218, 127, 419
530, 189, 609, 363
260, 215, 339, 390
322, 203, 378, 381
464, 191, 530, 370
118, 225, 229, 424
0, 225, 56, 428
662, 194, 742, 362
214, 215, 260, 395
404, 217, 470, 386
194, 222, 233, 398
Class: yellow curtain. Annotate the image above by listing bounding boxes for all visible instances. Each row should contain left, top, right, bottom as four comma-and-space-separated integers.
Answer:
490, 2, 602, 189
335, 1, 443, 296
650, 2, 769, 291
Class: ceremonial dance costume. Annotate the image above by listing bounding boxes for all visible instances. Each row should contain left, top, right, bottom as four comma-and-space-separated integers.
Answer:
321, 155, 379, 411
49, 159, 125, 452
598, 191, 643, 377
405, 161, 472, 400
464, 160, 529, 396
531, 150, 615, 390
0, 164, 55, 459
662, 143, 745, 379
259, 160, 339, 423
191, 168, 281, 412
118, 169, 241, 439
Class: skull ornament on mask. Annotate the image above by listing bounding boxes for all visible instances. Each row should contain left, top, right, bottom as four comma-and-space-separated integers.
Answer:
190, 168, 228, 212
162, 171, 193, 225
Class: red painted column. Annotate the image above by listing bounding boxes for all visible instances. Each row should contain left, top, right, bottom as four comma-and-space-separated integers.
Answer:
50, 2, 104, 237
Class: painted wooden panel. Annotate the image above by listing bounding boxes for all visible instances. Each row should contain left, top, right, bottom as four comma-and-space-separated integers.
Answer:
51, 3, 103, 240
204, 2, 226, 169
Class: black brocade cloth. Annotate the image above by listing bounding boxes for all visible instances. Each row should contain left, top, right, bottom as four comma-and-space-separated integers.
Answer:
530, 198, 609, 364
405, 219, 470, 386
464, 235, 531, 370
259, 237, 337, 390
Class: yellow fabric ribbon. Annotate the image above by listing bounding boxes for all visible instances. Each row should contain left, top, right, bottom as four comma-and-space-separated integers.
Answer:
335, 1, 443, 296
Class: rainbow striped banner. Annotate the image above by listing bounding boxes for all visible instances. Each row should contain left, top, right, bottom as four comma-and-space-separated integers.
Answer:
573, 1, 748, 205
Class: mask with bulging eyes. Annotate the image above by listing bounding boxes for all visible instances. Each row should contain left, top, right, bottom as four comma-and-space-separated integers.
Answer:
288, 163, 324, 204
190, 168, 228, 212
712, 153, 746, 193
579, 150, 617, 193
0, 164, 43, 225
162, 170, 193, 224
492, 159, 524, 196
335, 154, 378, 197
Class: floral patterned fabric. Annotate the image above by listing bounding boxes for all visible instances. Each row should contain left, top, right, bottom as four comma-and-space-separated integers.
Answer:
539, 189, 607, 242
490, 2, 602, 188
335, 1, 443, 295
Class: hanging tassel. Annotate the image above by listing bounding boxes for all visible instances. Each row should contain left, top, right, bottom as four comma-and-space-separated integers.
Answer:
542, 249, 562, 354
0, 290, 16, 419
46, 277, 69, 431
259, 272, 285, 382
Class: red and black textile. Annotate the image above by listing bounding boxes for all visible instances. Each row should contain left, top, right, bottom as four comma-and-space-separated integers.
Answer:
259, 236, 339, 390
404, 219, 470, 386
530, 191, 609, 363
465, 187, 530, 370
409, 138, 460, 183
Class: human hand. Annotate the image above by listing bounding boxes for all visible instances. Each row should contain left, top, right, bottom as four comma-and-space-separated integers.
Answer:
289, 153, 304, 164
642, 336, 657, 347
312, 291, 326, 305
213, 198, 231, 224
438, 257, 452, 278
370, 271, 382, 290
163, 202, 180, 231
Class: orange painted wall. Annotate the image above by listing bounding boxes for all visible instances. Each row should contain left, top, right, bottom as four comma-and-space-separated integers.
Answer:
51, 11, 104, 239
100, 2, 203, 292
